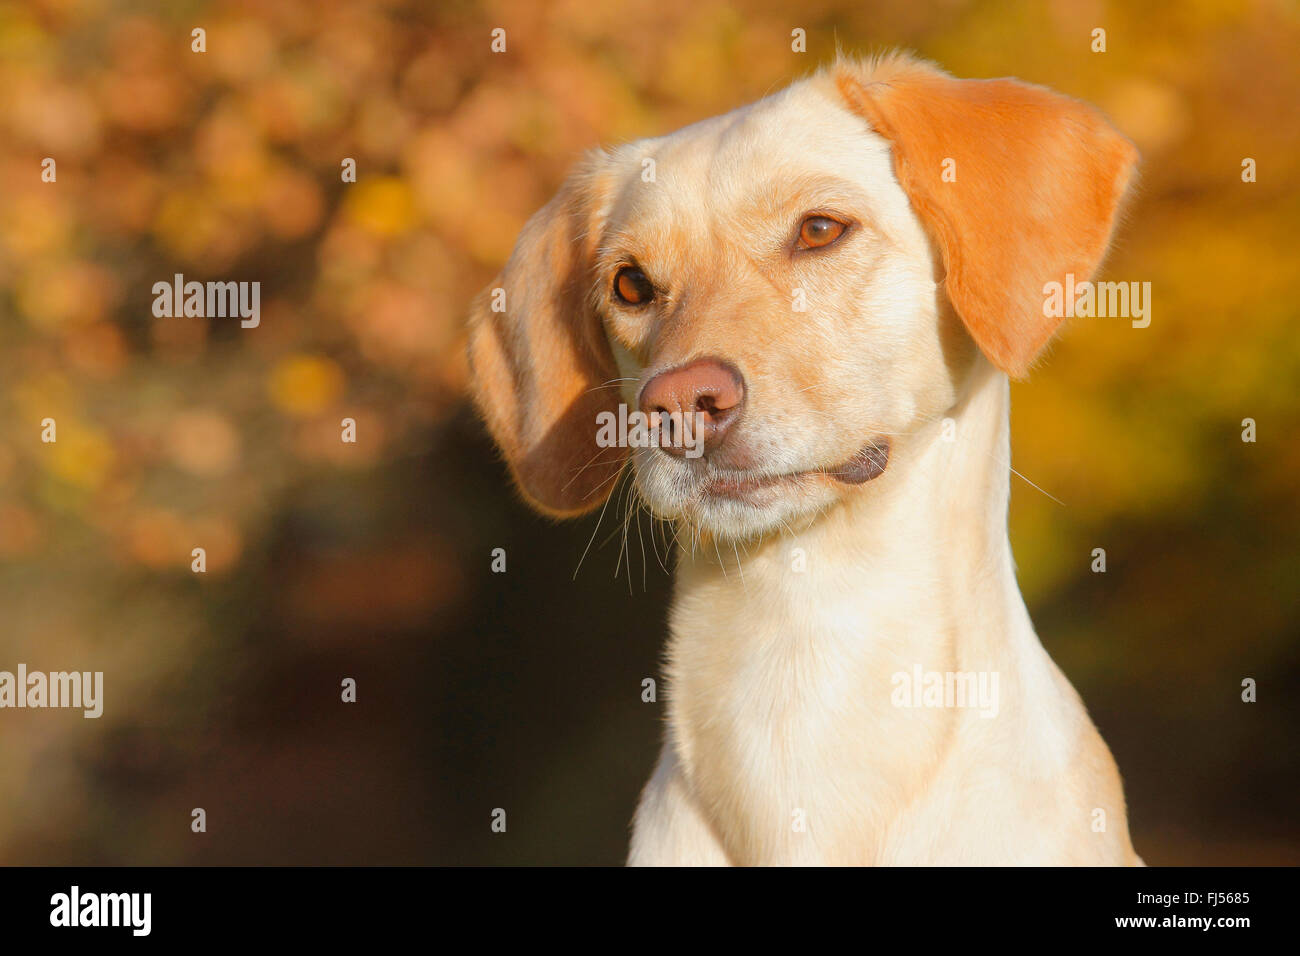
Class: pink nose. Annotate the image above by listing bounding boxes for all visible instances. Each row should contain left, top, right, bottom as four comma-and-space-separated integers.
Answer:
639, 358, 745, 456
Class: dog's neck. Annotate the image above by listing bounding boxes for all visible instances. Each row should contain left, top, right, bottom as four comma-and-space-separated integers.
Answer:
655, 357, 1133, 866
663, 356, 1050, 861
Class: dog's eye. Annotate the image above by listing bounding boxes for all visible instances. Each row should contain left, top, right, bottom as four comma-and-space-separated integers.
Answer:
614, 267, 654, 306
797, 215, 847, 250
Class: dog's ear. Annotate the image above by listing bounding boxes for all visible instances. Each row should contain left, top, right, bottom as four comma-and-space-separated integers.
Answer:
467, 154, 627, 516
837, 55, 1139, 377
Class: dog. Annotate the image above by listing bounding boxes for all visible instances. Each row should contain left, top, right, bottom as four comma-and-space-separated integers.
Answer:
467, 52, 1142, 865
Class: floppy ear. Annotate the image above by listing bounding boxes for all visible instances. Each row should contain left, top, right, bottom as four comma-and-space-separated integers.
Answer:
467, 155, 627, 516
837, 55, 1139, 377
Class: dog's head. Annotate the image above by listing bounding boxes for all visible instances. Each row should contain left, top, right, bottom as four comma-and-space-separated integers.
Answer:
468, 53, 1138, 540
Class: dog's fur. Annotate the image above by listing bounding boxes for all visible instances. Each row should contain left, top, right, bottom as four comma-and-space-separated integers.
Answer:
467, 53, 1142, 865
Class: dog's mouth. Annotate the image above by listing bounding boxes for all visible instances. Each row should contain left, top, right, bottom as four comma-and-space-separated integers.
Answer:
824, 440, 892, 485
699, 439, 891, 500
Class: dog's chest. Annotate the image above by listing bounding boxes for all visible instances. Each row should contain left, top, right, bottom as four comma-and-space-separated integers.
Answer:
666, 563, 960, 864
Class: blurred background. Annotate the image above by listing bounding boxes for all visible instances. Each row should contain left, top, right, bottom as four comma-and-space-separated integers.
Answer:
0, 0, 1296, 865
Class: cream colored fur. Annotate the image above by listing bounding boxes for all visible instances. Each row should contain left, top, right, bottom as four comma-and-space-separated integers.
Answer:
628, 356, 1138, 864
467, 54, 1142, 866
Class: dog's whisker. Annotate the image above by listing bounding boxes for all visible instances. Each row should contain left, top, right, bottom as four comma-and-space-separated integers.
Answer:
583, 378, 639, 395
573, 459, 633, 579
563, 446, 627, 494
731, 540, 747, 594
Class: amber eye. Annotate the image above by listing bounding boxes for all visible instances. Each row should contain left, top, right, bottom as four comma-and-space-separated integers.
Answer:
614, 266, 654, 305
797, 215, 847, 250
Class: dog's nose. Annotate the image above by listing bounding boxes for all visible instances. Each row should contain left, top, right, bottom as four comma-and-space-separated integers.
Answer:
639, 358, 745, 456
